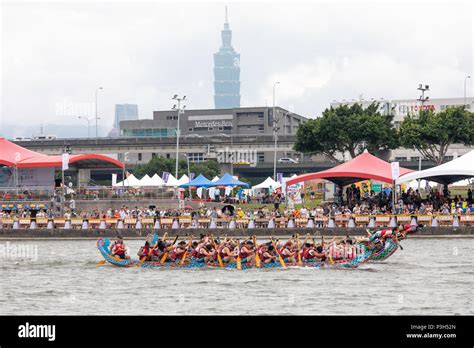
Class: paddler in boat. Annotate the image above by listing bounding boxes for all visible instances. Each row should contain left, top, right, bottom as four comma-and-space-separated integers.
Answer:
110, 235, 130, 259
150, 240, 166, 261
197, 243, 217, 263
170, 241, 187, 262
219, 240, 236, 263
260, 244, 277, 264
301, 241, 325, 262
280, 239, 297, 263
137, 241, 153, 262
239, 240, 255, 265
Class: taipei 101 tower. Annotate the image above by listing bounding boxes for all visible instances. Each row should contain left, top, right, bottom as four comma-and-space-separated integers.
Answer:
213, 6, 241, 108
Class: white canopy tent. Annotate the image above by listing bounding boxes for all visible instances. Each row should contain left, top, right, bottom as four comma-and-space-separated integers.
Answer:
115, 174, 142, 187
406, 179, 440, 191
177, 174, 189, 186
163, 173, 179, 187
252, 177, 281, 191
138, 174, 154, 186
150, 174, 164, 186
396, 150, 474, 185
211, 176, 220, 182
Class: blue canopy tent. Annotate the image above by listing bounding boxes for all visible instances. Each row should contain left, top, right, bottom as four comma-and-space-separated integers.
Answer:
212, 173, 249, 187
178, 174, 214, 188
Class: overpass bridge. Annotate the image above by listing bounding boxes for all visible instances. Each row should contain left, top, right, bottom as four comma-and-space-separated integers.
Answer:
13, 134, 298, 155
13, 136, 441, 182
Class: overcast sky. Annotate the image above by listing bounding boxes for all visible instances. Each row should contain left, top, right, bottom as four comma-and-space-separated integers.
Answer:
1, 0, 473, 137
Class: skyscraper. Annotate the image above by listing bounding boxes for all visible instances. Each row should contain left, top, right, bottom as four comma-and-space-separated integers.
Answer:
213, 6, 240, 109
114, 104, 138, 128
109, 104, 138, 137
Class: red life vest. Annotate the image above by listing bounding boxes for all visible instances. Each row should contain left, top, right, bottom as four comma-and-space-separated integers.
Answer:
380, 229, 391, 237
302, 247, 315, 260
171, 247, 184, 260
114, 242, 125, 255
141, 246, 151, 256
239, 247, 251, 259
219, 246, 231, 258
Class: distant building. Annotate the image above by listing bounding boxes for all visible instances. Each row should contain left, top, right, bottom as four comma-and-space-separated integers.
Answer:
110, 104, 138, 137
115, 104, 138, 128
119, 106, 307, 164
330, 97, 474, 127
213, 7, 240, 109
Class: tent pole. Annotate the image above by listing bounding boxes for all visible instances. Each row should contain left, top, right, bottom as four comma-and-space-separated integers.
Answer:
392, 181, 396, 214
62, 168, 65, 215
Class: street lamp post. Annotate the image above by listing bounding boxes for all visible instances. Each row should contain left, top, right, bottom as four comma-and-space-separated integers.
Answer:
272, 81, 280, 180
78, 116, 98, 138
95, 87, 103, 138
417, 84, 429, 107
182, 154, 192, 200
172, 95, 186, 179
464, 76, 471, 106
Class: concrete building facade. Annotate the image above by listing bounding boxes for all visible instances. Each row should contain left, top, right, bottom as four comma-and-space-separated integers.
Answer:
119, 106, 307, 166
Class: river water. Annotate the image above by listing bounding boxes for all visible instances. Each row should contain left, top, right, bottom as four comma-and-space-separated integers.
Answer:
0, 238, 472, 315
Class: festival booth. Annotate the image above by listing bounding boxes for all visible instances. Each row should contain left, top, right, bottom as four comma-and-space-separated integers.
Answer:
0, 137, 124, 190
115, 174, 142, 187
162, 173, 179, 187
252, 177, 281, 195
177, 174, 190, 187
286, 151, 413, 227
179, 174, 214, 200
212, 173, 249, 188
396, 150, 474, 186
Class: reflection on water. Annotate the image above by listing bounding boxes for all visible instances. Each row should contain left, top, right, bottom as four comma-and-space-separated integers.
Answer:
0, 238, 472, 315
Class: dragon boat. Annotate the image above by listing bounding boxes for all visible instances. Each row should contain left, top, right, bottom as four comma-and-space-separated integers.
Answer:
97, 237, 377, 269
370, 238, 399, 261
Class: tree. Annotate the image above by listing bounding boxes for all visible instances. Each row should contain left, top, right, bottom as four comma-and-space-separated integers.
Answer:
398, 106, 474, 164
294, 103, 399, 163
132, 156, 220, 179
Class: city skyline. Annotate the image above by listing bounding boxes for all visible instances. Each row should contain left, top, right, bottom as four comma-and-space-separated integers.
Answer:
1, 1, 473, 138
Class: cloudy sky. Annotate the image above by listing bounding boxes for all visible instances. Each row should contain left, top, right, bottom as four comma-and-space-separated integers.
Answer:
1, 0, 473, 138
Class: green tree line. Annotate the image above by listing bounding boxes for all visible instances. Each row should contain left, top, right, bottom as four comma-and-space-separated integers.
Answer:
294, 103, 474, 164
132, 157, 220, 179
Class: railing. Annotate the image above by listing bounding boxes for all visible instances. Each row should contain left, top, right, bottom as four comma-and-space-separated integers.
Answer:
0, 186, 176, 201
0, 214, 473, 230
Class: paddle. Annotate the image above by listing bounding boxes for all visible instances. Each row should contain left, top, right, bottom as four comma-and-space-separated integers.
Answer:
253, 235, 261, 268
295, 234, 302, 266
235, 239, 242, 270
211, 234, 224, 267
138, 232, 167, 266
160, 235, 179, 264
97, 260, 106, 265
180, 235, 194, 266
271, 237, 286, 268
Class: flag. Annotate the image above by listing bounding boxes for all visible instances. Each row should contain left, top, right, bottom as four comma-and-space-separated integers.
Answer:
390, 162, 400, 180
189, 173, 195, 181
162, 171, 170, 184
276, 172, 283, 184
62, 153, 69, 171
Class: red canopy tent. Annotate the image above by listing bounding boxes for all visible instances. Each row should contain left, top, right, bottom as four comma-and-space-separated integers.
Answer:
0, 137, 124, 169
286, 152, 413, 187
